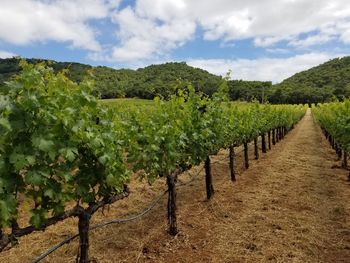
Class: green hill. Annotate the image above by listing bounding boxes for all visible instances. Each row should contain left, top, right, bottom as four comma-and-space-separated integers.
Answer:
0, 58, 224, 99
0, 58, 274, 101
270, 56, 350, 104
2, 56, 350, 103
0, 57, 92, 83
126, 62, 223, 99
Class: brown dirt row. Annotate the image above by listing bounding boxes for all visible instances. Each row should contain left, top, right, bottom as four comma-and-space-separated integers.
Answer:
1, 108, 349, 262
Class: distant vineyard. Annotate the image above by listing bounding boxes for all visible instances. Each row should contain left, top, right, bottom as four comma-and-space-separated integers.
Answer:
0, 62, 306, 262
313, 101, 350, 179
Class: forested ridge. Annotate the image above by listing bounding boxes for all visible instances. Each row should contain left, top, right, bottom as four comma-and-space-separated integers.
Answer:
0, 58, 270, 101
0, 58, 223, 99
270, 56, 350, 104
1, 56, 350, 103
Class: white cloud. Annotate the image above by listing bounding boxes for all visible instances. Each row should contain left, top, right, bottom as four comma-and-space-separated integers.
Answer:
194, 0, 349, 47
0, 0, 120, 51
2, 0, 350, 67
109, 5, 195, 62
335, 20, 350, 43
0, 50, 17, 58
266, 48, 290, 54
97, 0, 350, 62
187, 53, 348, 83
289, 34, 335, 48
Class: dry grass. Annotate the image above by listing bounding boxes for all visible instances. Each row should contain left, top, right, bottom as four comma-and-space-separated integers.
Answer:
1, 109, 350, 263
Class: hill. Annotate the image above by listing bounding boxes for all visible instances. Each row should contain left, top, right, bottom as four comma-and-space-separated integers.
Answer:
0, 58, 224, 99
2, 56, 350, 103
0, 57, 92, 83
0, 58, 273, 101
270, 56, 350, 104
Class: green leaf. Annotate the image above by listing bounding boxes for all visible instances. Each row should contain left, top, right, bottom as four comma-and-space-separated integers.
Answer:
30, 210, 46, 228
0, 118, 11, 131
98, 154, 110, 165
65, 148, 77, 162
26, 155, 36, 166
57, 170, 72, 182
44, 188, 55, 199
48, 150, 56, 161
25, 171, 44, 185
9, 153, 27, 171
32, 137, 55, 152
106, 173, 116, 187
0, 200, 11, 225
0, 196, 17, 227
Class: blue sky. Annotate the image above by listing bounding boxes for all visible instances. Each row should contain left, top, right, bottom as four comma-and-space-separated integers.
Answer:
1, 0, 350, 83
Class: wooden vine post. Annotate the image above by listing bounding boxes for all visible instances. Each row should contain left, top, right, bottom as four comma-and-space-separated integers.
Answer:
254, 138, 259, 160
272, 129, 276, 145
167, 173, 178, 236
229, 145, 236, 181
261, 133, 267, 153
337, 145, 342, 160
205, 156, 214, 199
76, 188, 129, 262
343, 150, 348, 169
244, 142, 249, 169
279, 127, 283, 140
78, 210, 90, 263
268, 130, 271, 150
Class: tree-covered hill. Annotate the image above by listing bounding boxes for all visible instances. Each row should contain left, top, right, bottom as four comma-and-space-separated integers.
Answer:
0, 57, 92, 84
269, 56, 350, 104
6, 56, 350, 104
0, 58, 224, 99
228, 80, 272, 103
126, 62, 223, 99
0, 58, 273, 101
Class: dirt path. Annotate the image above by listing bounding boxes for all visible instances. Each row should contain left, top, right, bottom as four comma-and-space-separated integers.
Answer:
1, 109, 349, 263
205, 109, 350, 263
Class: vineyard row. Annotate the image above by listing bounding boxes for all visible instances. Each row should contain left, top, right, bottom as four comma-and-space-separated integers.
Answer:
0, 62, 306, 262
313, 101, 350, 180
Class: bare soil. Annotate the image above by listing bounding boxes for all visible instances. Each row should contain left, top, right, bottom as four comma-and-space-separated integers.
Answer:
1, 109, 349, 263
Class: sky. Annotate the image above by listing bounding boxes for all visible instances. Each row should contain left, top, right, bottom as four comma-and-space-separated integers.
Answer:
1, 0, 350, 83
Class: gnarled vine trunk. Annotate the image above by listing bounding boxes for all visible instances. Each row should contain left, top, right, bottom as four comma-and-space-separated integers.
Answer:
254, 138, 259, 160
229, 146, 236, 181
205, 156, 214, 199
343, 150, 348, 169
261, 133, 267, 153
77, 211, 90, 263
244, 142, 249, 169
167, 174, 177, 236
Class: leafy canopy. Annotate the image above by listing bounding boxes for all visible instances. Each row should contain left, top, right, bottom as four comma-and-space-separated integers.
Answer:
0, 61, 129, 228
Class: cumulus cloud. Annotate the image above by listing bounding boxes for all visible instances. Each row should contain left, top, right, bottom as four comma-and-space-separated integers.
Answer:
187, 53, 347, 83
289, 33, 336, 48
190, 0, 350, 47
0, 0, 120, 51
2, 0, 350, 74
97, 0, 350, 62
110, 4, 195, 62
0, 50, 17, 58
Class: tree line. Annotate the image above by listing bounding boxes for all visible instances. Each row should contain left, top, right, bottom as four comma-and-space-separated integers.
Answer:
1, 56, 350, 104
